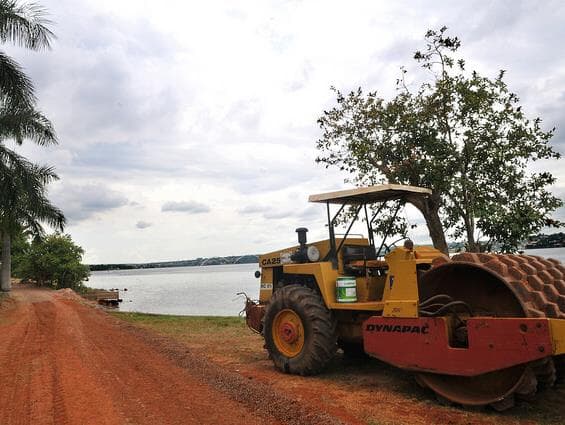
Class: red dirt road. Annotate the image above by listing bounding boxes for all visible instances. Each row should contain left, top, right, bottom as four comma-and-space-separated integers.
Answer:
0, 287, 336, 425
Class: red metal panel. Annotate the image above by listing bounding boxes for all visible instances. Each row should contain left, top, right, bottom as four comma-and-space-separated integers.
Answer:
362, 317, 553, 376
244, 302, 265, 333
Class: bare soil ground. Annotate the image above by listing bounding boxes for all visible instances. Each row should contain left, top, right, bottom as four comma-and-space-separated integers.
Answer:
1, 285, 564, 425
115, 311, 565, 425
0, 286, 333, 425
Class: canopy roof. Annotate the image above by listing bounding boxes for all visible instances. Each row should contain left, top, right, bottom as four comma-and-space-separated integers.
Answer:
308, 184, 432, 205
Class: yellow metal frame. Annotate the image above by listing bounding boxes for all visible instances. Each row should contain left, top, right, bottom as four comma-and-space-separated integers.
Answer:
550, 318, 565, 355
283, 262, 339, 304
382, 247, 420, 317
271, 243, 442, 316
259, 268, 274, 302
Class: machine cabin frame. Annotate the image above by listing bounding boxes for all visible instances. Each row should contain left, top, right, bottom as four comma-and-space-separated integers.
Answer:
308, 184, 432, 269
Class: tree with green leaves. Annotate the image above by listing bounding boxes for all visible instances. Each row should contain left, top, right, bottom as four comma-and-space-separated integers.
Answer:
317, 27, 562, 253
0, 1, 62, 291
16, 233, 89, 290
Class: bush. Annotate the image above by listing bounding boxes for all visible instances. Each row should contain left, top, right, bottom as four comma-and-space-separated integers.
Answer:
17, 234, 90, 290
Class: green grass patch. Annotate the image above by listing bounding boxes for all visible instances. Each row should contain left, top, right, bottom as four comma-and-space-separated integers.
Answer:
111, 312, 246, 336
112, 312, 264, 365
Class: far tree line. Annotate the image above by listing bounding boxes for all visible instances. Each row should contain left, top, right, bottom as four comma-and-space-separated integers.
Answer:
89, 254, 259, 271
525, 233, 565, 250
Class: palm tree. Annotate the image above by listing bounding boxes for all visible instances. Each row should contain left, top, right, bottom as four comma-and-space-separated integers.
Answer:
0, 148, 65, 291
0, 1, 56, 144
1, 1, 55, 109
0, 105, 60, 291
0, 1, 59, 291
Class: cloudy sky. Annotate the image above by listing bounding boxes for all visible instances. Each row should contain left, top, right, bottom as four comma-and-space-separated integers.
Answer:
5, 0, 565, 263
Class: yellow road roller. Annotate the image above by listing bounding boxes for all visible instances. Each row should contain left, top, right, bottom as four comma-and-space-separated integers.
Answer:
244, 184, 565, 410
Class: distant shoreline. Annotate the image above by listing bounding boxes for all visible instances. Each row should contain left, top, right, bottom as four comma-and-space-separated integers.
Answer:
90, 242, 565, 272
524, 232, 565, 250
89, 255, 259, 271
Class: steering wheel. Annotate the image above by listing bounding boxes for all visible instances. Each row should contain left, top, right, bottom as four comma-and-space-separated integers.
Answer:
382, 237, 411, 254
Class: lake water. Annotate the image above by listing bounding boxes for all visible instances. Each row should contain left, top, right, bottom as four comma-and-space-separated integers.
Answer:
88, 247, 565, 316
88, 263, 259, 316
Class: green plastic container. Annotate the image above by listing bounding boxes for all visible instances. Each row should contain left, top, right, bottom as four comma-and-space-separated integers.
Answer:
336, 277, 357, 303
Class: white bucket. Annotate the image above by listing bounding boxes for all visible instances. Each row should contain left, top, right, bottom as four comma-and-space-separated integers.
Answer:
336, 277, 357, 303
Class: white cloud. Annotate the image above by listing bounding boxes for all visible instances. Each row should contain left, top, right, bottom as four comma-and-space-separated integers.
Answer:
4, 0, 563, 262
50, 183, 129, 222
238, 205, 270, 215
161, 201, 210, 214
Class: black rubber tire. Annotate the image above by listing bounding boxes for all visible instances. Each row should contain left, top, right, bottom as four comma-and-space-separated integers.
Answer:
263, 285, 337, 375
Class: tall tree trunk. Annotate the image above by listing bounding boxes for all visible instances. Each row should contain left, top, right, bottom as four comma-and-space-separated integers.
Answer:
423, 208, 449, 254
1, 232, 11, 292
407, 193, 449, 255
464, 217, 479, 252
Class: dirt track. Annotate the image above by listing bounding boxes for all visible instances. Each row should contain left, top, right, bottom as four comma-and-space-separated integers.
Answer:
0, 286, 340, 425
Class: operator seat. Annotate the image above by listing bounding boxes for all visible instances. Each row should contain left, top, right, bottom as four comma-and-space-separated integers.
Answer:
342, 245, 388, 274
